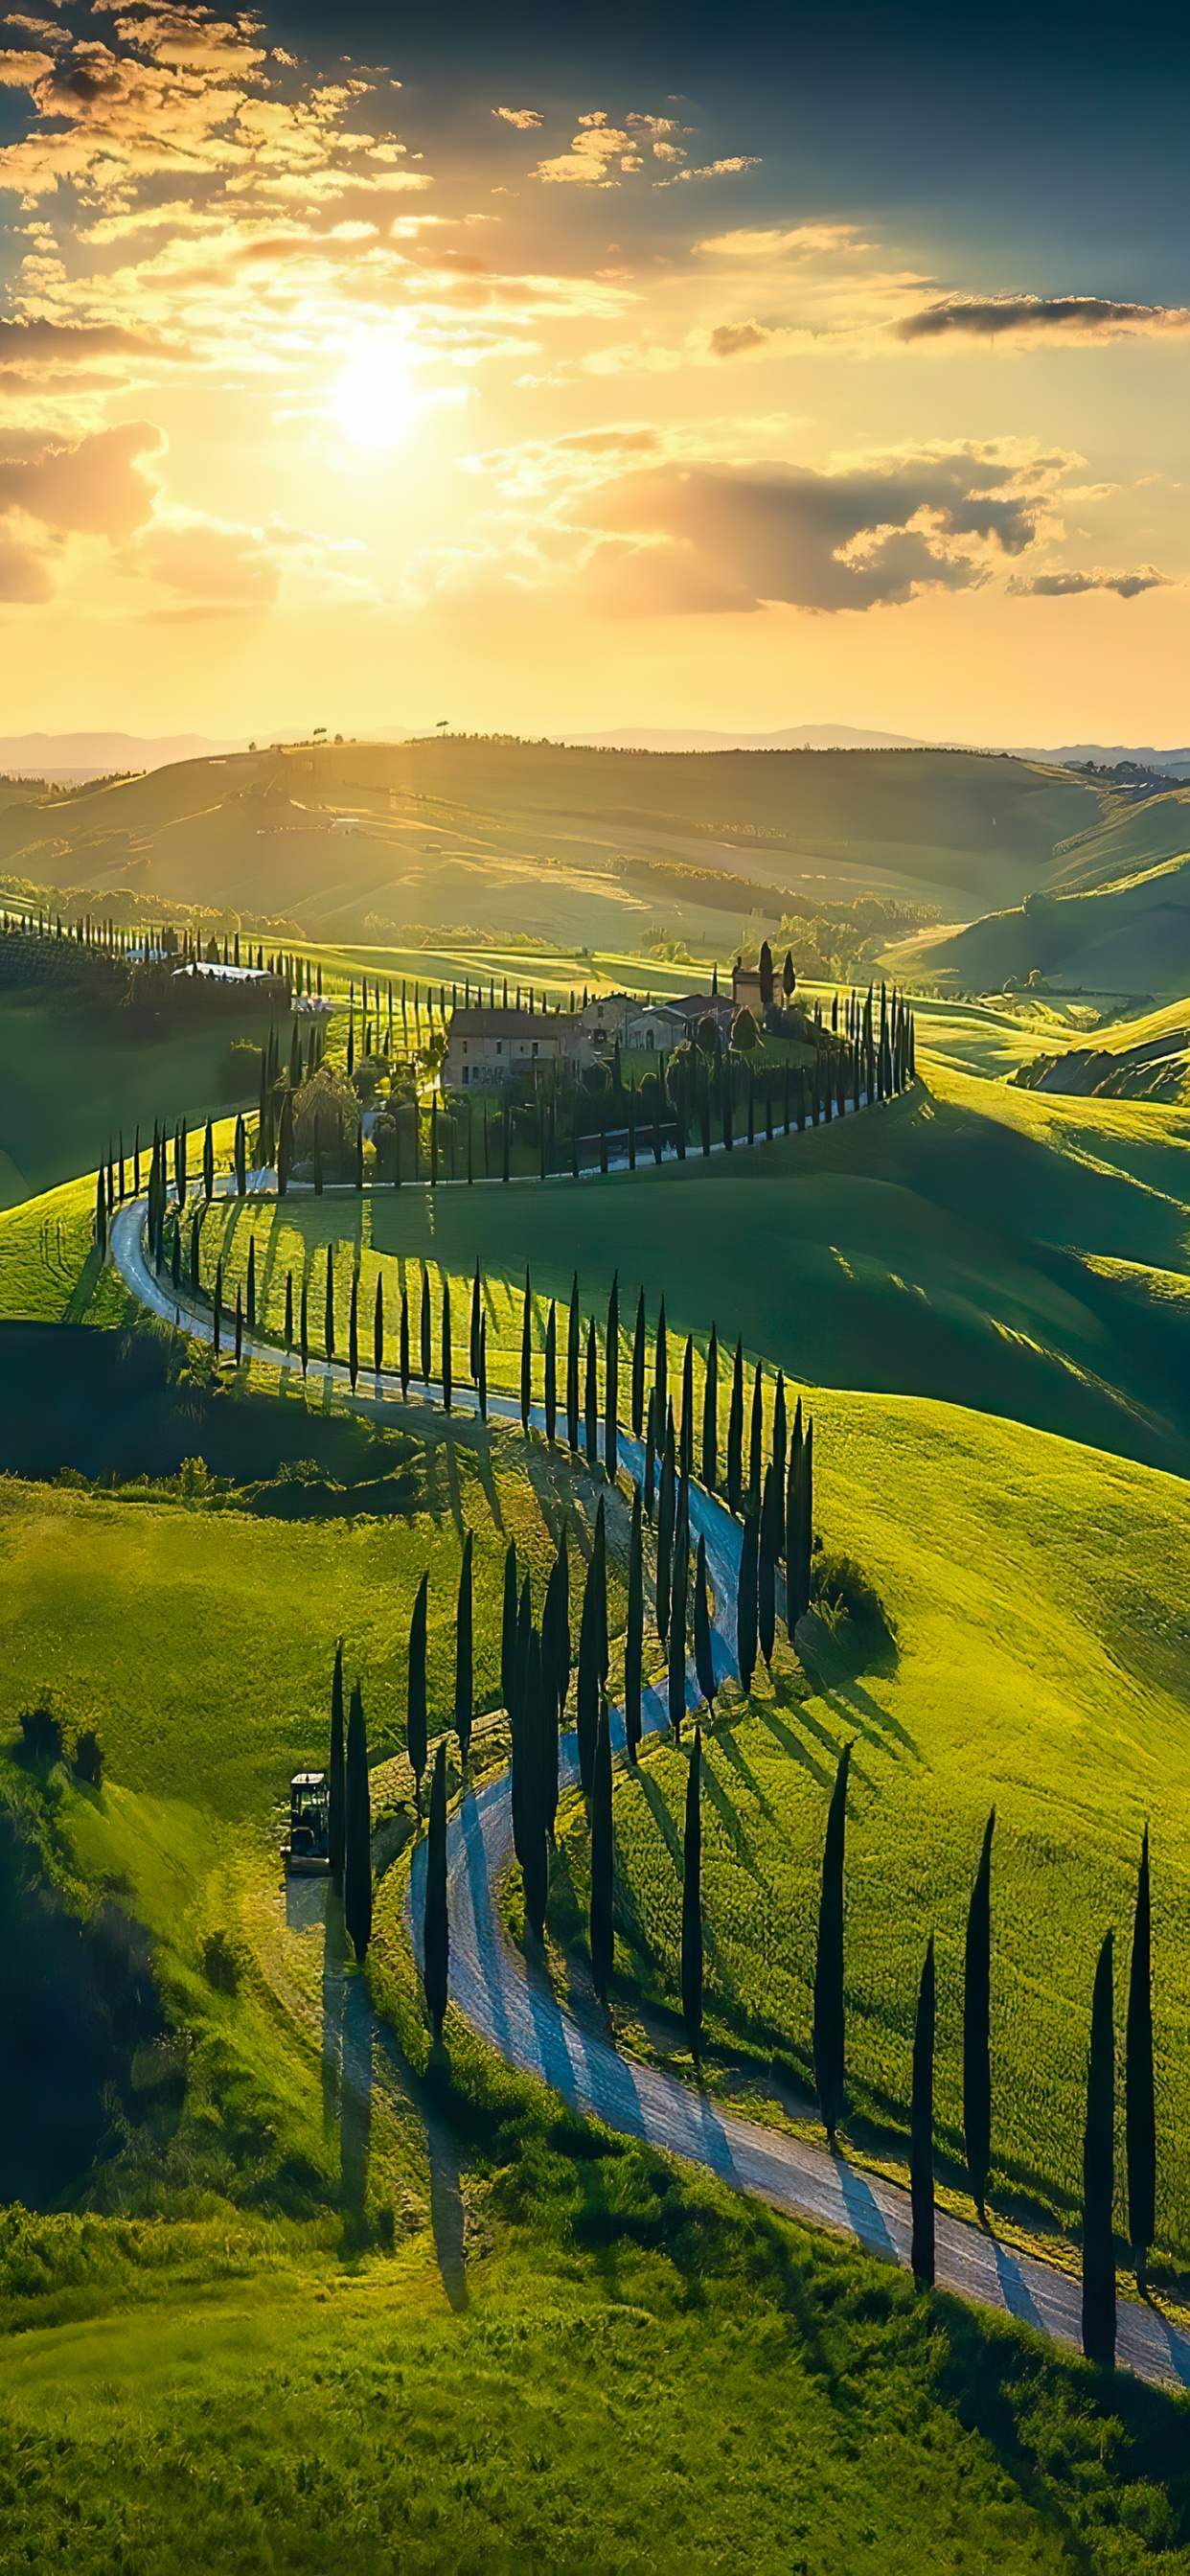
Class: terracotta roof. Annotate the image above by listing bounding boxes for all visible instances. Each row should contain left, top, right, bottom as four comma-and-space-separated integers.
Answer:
446, 1007, 578, 1038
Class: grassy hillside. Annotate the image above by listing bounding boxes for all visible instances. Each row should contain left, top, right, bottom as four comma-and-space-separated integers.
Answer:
0, 991, 279, 1208
0, 739, 1100, 938
917, 840, 1190, 1003
541, 1393, 1190, 2267
188, 1054, 1190, 1477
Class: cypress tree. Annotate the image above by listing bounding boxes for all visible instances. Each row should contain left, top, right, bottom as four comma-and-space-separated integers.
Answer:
758, 1460, 781, 1668
343, 1679, 372, 1964
235, 1284, 243, 1365
736, 1506, 758, 1694
520, 1625, 549, 1941
668, 1482, 689, 1742
246, 1234, 256, 1330
349, 1269, 359, 1391
192, 1215, 202, 1300
605, 1271, 619, 1481
748, 1363, 765, 1508
469, 1259, 482, 1380
644, 1385, 656, 1517
300, 1276, 309, 1376
584, 1316, 599, 1470
213, 1256, 223, 1358
576, 1548, 601, 1795
679, 1332, 694, 1480
813, 1740, 852, 2146
911, 1934, 936, 2287
520, 1266, 533, 1430
625, 1481, 644, 1762
589, 1699, 614, 2005
656, 1403, 675, 1639
453, 1530, 473, 1764
1082, 1930, 1117, 2368
544, 1299, 558, 1442
421, 1265, 432, 1382
373, 1276, 384, 1376
631, 1287, 647, 1438
442, 1276, 452, 1413
772, 1369, 787, 1507
234, 1113, 246, 1197
963, 1809, 995, 2218
277, 1085, 292, 1194
694, 1530, 716, 1714
423, 1739, 449, 2041
501, 1540, 518, 1715
681, 1726, 704, 2060
478, 1311, 488, 1419
654, 1296, 668, 1448
701, 1323, 719, 1490
566, 1274, 581, 1452
324, 1245, 335, 1361
406, 1574, 428, 1813
95, 1163, 107, 1254
1126, 1826, 1156, 2288
591, 1492, 608, 1688
726, 1338, 744, 1512
541, 1554, 565, 1834
203, 1116, 214, 1203
329, 1641, 346, 1886
510, 1577, 533, 1868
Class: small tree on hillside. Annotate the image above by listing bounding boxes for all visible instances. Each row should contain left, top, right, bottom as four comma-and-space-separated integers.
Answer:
406, 1575, 428, 1814
343, 1679, 372, 1964
813, 1740, 851, 2147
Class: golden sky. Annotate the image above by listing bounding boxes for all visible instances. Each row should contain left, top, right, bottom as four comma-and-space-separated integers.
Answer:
0, 2, 1187, 741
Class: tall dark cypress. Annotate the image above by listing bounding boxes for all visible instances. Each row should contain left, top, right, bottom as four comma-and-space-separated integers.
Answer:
736, 1507, 758, 1695
520, 1626, 549, 1940
694, 1530, 716, 1714
748, 1363, 765, 1508
400, 1285, 410, 1398
726, 1338, 744, 1512
605, 1270, 619, 1482
520, 1266, 533, 1430
300, 1276, 309, 1376
911, 1934, 936, 2287
584, 1316, 599, 1470
625, 1480, 644, 1762
324, 1244, 335, 1361
246, 1233, 256, 1331
565, 1273, 581, 1452
679, 1333, 694, 1480
406, 1574, 428, 1813
423, 1739, 449, 2040
343, 1679, 372, 1964
349, 1269, 359, 1391
420, 1264, 432, 1382
1126, 1827, 1156, 2288
469, 1260, 482, 1382
1082, 1930, 1117, 2368
772, 1369, 787, 1521
541, 1554, 565, 1835
701, 1324, 719, 1491
758, 1460, 780, 1668
963, 1809, 995, 2218
813, 1740, 852, 2146
786, 1398, 805, 1622
589, 1699, 614, 2004
668, 1480, 689, 1742
644, 1386, 656, 1517
631, 1287, 647, 1438
500, 1540, 518, 1715
544, 1299, 558, 1443
654, 1296, 668, 1449
510, 1578, 534, 1869
656, 1403, 676, 1640
478, 1311, 488, 1419
453, 1530, 473, 1764
576, 1548, 601, 1796
94, 1163, 107, 1254
440, 1276, 452, 1413
329, 1641, 346, 1887
801, 1418, 814, 1621
591, 1493, 608, 1689
373, 1276, 384, 1376
681, 1726, 704, 2060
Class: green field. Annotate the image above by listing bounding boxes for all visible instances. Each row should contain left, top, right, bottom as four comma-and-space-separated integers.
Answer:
0, 991, 278, 1207
187, 1046, 1190, 1477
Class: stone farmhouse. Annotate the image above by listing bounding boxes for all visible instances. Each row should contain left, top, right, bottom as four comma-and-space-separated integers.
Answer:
442, 1006, 595, 1089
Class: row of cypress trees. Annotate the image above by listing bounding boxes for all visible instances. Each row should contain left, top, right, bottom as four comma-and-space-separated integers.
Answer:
725, 1745, 1157, 2366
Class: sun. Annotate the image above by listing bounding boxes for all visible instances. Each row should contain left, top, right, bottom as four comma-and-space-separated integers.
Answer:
330, 339, 419, 450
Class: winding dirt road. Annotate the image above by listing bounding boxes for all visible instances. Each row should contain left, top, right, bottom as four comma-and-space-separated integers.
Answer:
111, 1189, 1190, 2390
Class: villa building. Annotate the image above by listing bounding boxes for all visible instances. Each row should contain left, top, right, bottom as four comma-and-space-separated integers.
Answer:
442, 1005, 595, 1089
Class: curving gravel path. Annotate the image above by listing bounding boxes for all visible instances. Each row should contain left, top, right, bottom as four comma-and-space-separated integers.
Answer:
111, 1189, 1190, 2389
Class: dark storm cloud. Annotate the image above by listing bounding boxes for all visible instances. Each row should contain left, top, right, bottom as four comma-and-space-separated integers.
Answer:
895, 295, 1190, 342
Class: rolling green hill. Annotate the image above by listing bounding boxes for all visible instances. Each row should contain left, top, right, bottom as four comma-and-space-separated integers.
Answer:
918, 851, 1190, 1000
0, 739, 1101, 941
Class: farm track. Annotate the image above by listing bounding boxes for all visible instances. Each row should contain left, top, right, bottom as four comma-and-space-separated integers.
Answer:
111, 1192, 1190, 2390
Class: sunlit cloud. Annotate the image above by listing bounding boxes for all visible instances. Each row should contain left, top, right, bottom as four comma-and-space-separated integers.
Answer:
492, 105, 542, 129
1007, 564, 1173, 598
895, 294, 1190, 343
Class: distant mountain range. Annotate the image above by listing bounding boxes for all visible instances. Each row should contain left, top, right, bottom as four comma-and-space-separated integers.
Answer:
3, 724, 1190, 785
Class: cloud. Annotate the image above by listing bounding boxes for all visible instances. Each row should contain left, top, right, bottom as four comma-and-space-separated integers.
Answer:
895, 295, 1190, 344
492, 104, 541, 129
1007, 564, 1172, 599
696, 222, 875, 261
0, 315, 188, 360
0, 521, 53, 600
708, 319, 773, 357
657, 156, 761, 186
134, 511, 282, 603
0, 420, 162, 535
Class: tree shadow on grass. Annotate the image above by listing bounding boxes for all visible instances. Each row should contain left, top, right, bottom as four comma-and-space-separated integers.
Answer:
749, 1688, 835, 1787
698, 1753, 763, 1877
714, 1724, 781, 1824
